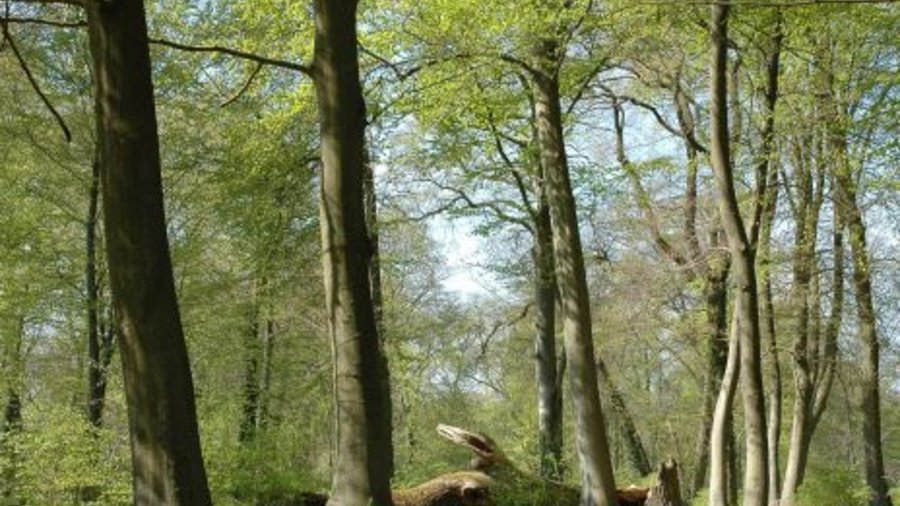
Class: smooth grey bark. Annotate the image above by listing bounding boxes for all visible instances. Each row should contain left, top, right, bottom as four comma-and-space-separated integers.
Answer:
86, 1, 212, 503
532, 38, 619, 506
692, 259, 730, 497
313, 1, 393, 504
709, 308, 741, 506
533, 175, 563, 480
760, 175, 781, 506
708, 5, 769, 506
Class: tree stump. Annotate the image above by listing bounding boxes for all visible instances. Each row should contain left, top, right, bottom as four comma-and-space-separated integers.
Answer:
646, 458, 685, 506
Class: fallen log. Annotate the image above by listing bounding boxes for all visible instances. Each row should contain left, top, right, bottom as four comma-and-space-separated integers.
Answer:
270, 472, 492, 506
393, 471, 493, 506
437, 423, 651, 505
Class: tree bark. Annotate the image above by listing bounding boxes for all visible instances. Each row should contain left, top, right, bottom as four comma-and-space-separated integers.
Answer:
534, 169, 563, 480
312, 1, 394, 504
86, 153, 104, 428
780, 133, 823, 504
647, 459, 686, 506
1, 318, 24, 501
691, 256, 730, 497
708, 5, 769, 506
239, 293, 262, 442
753, 24, 783, 498
532, 38, 619, 506
597, 358, 651, 477
709, 308, 740, 506
830, 108, 893, 506
363, 149, 394, 477
258, 317, 276, 429
86, 1, 212, 503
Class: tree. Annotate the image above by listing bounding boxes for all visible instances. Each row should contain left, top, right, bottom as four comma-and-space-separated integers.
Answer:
86, 0, 212, 502
707, 4, 768, 506
532, 33, 620, 506
312, 1, 394, 504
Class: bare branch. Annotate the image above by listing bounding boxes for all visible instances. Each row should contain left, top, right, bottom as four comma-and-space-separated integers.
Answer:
220, 62, 263, 107
612, 98, 689, 268
2, 22, 72, 142
1, 16, 84, 28
148, 37, 313, 77
9, 0, 82, 6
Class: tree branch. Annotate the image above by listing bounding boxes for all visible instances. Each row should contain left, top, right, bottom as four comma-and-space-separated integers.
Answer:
220, 62, 263, 107
2, 22, 72, 142
612, 99, 689, 268
1, 16, 84, 28
148, 37, 313, 77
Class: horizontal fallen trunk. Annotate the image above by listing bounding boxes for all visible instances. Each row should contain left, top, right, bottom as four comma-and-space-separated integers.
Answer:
278, 472, 493, 506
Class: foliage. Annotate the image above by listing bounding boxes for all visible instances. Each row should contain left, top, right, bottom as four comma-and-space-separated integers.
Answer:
795, 466, 871, 506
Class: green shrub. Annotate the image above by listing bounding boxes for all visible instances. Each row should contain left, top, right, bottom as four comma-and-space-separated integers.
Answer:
796, 466, 870, 506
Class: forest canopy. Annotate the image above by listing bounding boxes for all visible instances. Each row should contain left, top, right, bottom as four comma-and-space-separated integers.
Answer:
0, 1, 897, 506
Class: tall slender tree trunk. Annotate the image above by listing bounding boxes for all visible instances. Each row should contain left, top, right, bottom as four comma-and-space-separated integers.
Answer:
749, 17, 784, 503
1, 318, 24, 501
363, 149, 394, 477
86, 1, 212, 503
312, 1, 393, 504
841, 157, 892, 506
831, 118, 892, 506
708, 5, 769, 506
760, 184, 781, 506
532, 38, 619, 506
780, 136, 822, 505
85, 153, 117, 430
709, 308, 740, 506
534, 173, 563, 480
258, 317, 276, 429
86, 153, 105, 428
597, 358, 651, 477
239, 294, 262, 442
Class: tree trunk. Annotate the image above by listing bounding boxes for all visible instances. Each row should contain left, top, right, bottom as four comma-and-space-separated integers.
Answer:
312, 1, 394, 504
86, 153, 106, 428
532, 38, 619, 506
86, 1, 212, 503
239, 294, 262, 442
780, 134, 821, 505
709, 308, 740, 506
647, 459, 686, 506
534, 172, 563, 480
841, 157, 892, 506
832, 123, 892, 506
708, 5, 769, 506
750, 18, 783, 502
258, 317, 276, 429
363, 148, 394, 477
597, 359, 651, 477
691, 258, 730, 496
1, 318, 24, 501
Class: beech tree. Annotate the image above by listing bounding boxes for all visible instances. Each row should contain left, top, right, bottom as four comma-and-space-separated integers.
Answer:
312, 1, 394, 504
86, 0, 213, 502
707, 4, 768, 506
